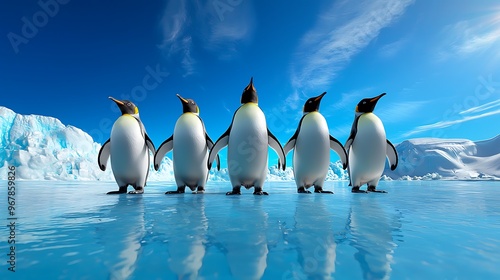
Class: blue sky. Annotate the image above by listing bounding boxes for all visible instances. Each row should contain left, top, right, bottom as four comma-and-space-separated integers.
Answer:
2, 0, 500, 166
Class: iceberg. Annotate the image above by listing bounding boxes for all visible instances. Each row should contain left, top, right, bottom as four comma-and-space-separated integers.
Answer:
384, 136, 500, 180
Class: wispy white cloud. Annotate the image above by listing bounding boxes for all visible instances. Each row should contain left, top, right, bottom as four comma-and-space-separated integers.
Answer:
284, 90, 301, 111
159, 0, 194, 76
329, 124, 353, 139
205, 1, 255, 59
180, 37, 195, 77
321, 88, 372, 118
158, 0, 255, 75
378, 38, 408, 58
333, 88, 373, 109
159, 1, 187, 48
377, 100, 430, 124
290, 0, 414, 100
460, 99, 500, 115
402, 102, 500, 138
438, 19, 500, 60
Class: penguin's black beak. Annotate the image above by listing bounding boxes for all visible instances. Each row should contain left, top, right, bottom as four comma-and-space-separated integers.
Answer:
367, 93, 386, 111
176, 94, 189, 104
109, 96, 127, 114
370, 93, 386, 103
315, 91, 327, 102
109, 96, 124, 106
241, 77, 258, 104
244, 77, 255, 92
109, 96, 137, 115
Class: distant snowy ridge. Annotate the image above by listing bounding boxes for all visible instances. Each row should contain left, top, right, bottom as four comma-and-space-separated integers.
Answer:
384, 136, 500, 180
1, 107, 498, 181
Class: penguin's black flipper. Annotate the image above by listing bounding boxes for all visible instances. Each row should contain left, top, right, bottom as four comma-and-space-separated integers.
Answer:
282, 137, 296, 158
386, 140, 398, 171
344, 115, 360, 152
200, 115, 221, 171
283, 115, 305, 158
329, 135, 349, 169
279, 133, 297, 170
145, 133, 156, 155
154, 135, 173, 171
208, 128, 231, 170
205, 134, 221, 171
267, 129, 286, 170
98, 139, 111, 171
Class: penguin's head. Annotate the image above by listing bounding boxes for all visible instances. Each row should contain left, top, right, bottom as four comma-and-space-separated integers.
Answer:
303, 92, 327, 113
109, 97, 138, 115
355, 93, 386, 113
177, 94, 199, 115
240, 77, 258, 104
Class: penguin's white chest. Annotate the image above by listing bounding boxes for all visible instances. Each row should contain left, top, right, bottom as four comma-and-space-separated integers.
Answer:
228, 104, 268, 183
294, 112, 330, 183
350, 113, 386, 184
173, 114, 208, 181
110, 115, 148, 178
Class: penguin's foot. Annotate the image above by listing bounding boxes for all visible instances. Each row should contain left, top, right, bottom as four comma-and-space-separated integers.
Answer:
253, 191, 269, 195
253, 187, 268, 195
314, 187, 333, 194
166, 186, 186, 194
165, 190, 184, 194
165, 189, 185, 194
351, 186, 367, 193
226, 190, 241, 195
107, 191, 124, 194
226, 186, 241, 195
367, 186, 387, 193
297, 187, 311, 194
128, 187, 144, 194
195, 187, 205, 194
107, 186, 127, 195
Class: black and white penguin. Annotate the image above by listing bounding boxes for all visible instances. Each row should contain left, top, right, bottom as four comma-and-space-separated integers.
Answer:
344, 93, 398, 193
154, 94, 220, 194
282, 92, 348, 193
98, 97, 156, 194
207, 78, 286, 195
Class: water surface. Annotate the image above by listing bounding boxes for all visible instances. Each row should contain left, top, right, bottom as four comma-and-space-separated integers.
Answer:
1, 180, 499, 279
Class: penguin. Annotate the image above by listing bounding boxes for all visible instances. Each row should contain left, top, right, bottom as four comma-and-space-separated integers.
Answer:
98, 97, 156, 194
282, 92, 348, 194
207, 77, 286, 195
344, 93, 398, 193
154, 94, 220, 194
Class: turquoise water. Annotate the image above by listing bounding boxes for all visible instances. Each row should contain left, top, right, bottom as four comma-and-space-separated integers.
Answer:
1, 180, 499, 279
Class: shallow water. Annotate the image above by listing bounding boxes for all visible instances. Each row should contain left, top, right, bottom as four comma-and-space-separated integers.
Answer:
1, 180, 499, 279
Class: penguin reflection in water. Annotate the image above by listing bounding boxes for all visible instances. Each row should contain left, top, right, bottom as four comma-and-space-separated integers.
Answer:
154, 94, 220, 194
282, 92, 348, 194
208, 78, 286, 195
345, 93, 398, 193
98, 97, 156, 194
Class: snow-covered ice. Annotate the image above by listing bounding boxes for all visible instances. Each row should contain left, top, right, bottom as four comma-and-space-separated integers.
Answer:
384, 136, 500, 180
